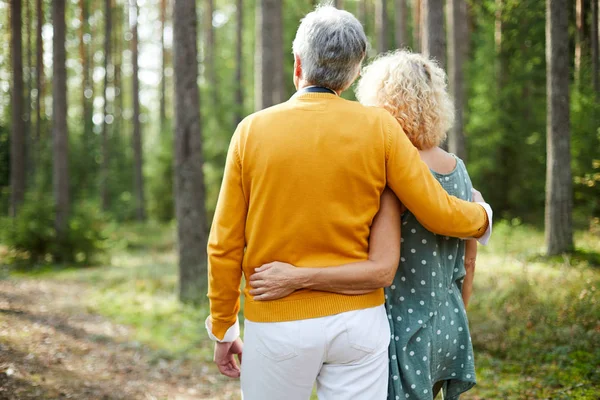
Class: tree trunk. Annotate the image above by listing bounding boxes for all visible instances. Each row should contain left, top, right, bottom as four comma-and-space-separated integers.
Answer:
25, 0, 33, 181
79, 0, 93, 192
131, 0, 146, 221
255, 0, 284, 110
412, 0, 421, 51
52, 0, 70, 237
173, 0, 209, 304
376, 0, 389, 53
592, 0, 599, 95
334, 0, 344, 8
10, 0, 26, 216
575, 0, 583, 85
35, 0, 43, 149
113, 0, 122, 139
160, 0, 167, 133
101, 0, 112, 211
204, 0, 218, 106
447, 0, 467, 160
395, 0, 408, 49
545, 0, 573, 255
421, 0, 445, 67
234, 0, 244, 126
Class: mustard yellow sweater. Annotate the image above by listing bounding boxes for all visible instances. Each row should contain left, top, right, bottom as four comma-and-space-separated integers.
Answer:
207, 93, 488, 340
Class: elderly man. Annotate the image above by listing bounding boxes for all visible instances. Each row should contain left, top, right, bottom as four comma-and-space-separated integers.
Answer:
206, 6, 492, 400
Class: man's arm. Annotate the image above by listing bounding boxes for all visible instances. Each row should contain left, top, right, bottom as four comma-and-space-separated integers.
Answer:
383, 112, 492, 242
461, 239, 477, 308
206, 129, 247, 342
249, 188, 402, 300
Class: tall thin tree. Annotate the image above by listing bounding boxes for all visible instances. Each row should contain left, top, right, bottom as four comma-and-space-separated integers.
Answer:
412, 0, 421, 51
35, 0, 43, 146
255, 0, 284, 110
79, 0, 93, 152
52, 0, 70, 237
575, 0, 584, 85
25, 0, 33, 178
592, 0, 599, 95
545, 0, 573, 255
334, 0, 344, 8
447, 0, 467, 160
376, 0, 389, 53
160, 0, 167, 133
204, 0, 218, 106
395, 0, 408, 49
173, 0, 209, 304
101, 0, 112, 210
421, 0, 446, 66
130, 0, 146, 220
10, 0, 26, 216
234, 0, 244, 126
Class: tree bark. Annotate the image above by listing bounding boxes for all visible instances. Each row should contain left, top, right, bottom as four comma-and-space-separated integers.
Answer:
173, 0, 209, 304
234, 0, 244, 126
35, 0, 43, 148
10, 0, 26, 216
25, 0, 33, 180
204, 0, 218, 106
79, 0, 93, 192
592, 0, 599, 95
130, 0, 146, 221
545, 0, 573, 255
412, 0, 421, 51
376, 0, 389, 53
447, 0, 467, 160
575, 0, 583, 85
255, 0, 284, 110
101, 0, 112, 211
52, 0, 70, 237
395, 0, 408, 49
334, 0, 344, 9
421, 0, 445, 67
160, 0, 167, 133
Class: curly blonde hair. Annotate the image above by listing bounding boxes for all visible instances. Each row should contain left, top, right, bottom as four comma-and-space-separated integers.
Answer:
356, 50, 454, 150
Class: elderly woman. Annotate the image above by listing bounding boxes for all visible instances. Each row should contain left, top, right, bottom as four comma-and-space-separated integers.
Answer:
250, 51, 479, 400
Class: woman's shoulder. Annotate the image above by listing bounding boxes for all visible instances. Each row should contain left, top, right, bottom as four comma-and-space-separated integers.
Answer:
418, 147, 458, 175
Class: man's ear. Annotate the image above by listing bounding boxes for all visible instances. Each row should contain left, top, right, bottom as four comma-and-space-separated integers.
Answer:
294, 54, 302, 79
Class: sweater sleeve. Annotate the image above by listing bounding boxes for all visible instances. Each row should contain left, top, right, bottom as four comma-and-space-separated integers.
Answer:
207, 129, 247, 341
383, 112, 490, 239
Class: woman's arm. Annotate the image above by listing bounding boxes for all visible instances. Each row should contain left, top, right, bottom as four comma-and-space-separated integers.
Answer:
249, 188, 402, 301
461, 239, 477, 308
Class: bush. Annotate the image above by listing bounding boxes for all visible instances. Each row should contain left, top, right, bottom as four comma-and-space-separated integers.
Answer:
0, 195, 113, 266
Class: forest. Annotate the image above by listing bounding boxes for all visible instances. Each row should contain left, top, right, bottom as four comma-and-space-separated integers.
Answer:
0, 0, 599, 399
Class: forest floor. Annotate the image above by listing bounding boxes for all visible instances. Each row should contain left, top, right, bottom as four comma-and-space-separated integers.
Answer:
1, 222, 599, 399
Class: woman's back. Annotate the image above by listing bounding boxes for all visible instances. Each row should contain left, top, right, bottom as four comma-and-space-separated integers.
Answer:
385, 149, 476, 400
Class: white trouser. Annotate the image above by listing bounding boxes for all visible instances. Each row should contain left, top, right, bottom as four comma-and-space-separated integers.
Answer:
240, 305, 391, 400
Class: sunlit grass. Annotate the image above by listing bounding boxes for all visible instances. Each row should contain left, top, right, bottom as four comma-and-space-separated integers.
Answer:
5, 221, 599, 398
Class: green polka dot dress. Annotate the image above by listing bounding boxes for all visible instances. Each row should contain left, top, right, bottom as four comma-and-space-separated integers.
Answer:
386, 156, 476, 400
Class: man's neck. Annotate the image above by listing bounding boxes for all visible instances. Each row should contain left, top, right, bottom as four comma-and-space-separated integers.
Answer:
297, 81, 343, 96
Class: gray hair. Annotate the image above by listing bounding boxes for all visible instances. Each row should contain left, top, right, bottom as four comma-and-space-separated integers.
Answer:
292, 5, 368, 91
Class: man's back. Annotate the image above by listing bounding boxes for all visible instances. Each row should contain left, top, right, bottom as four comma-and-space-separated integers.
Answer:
219, 92, 390, 322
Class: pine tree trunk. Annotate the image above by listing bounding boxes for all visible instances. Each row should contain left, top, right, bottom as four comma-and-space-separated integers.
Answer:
592, 0, 599, 96
35, 0, 43, 150
395, 0, 408, 49
575, 0, 583, 85
234, 0, 244, 126
447, 0, 467, 160
160, 0, 167, 133
79, 0, 92, 192
131, 0, 145, 221
334, 0, 344, 9
545, 0, 573, 255
255, 0, 284, 110
25, 0, 33, 182
101, 0, 112, 211
412, 0, 421, 51
113, 1, 122, 138
10, 0, 26, 216
52, 0, 70, 237
376, 0, 389, 53
204, 0, 218, 106
421, 0, 445, 67
173, 0, 209, 304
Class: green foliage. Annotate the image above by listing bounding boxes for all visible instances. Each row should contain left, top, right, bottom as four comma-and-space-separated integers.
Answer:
0, 195, 113, 266
147, 131, 174, 222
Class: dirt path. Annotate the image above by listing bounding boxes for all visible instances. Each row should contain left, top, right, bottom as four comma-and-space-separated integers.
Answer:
0, 278, 239, 400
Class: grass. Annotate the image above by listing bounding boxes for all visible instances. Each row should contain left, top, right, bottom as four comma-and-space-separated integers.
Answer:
3, 220, 600, 399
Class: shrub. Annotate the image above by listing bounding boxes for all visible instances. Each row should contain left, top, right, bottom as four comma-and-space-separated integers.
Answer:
0, 195, 113, 266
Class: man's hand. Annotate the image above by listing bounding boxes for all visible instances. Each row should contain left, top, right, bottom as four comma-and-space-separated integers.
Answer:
214, 338, 243, 378
249, 262, 300, 301
471, 188, 485, 203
